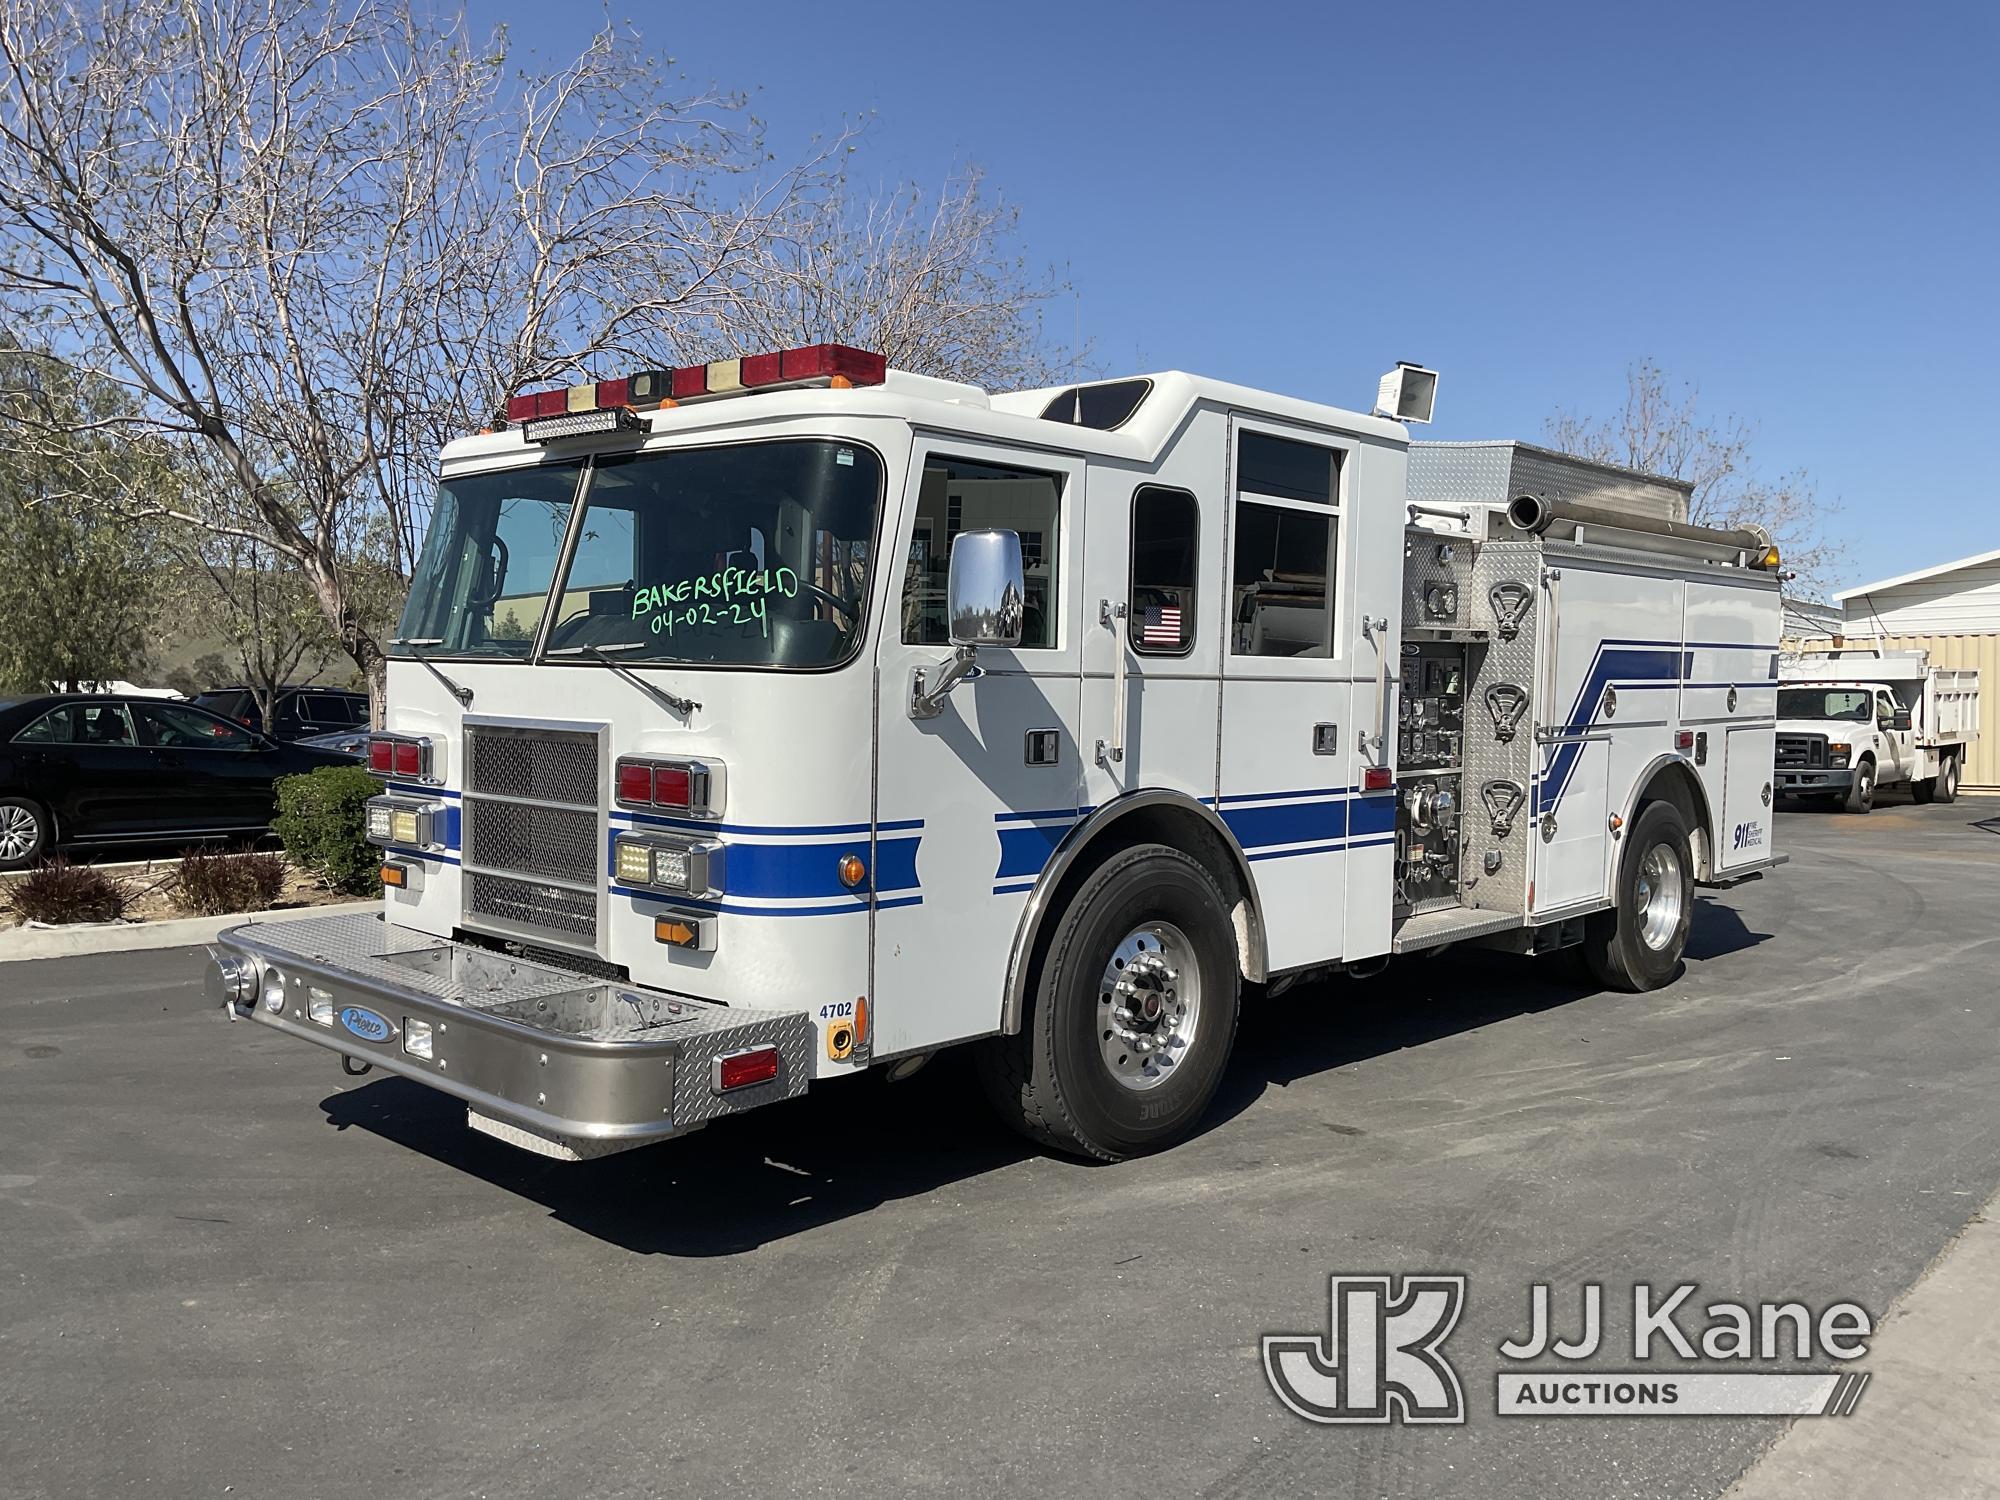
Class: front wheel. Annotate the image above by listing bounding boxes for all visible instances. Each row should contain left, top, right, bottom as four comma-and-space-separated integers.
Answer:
1843, 760, 1875, 814
976, 844, 1241, 1162
1581, 801, 1694, 993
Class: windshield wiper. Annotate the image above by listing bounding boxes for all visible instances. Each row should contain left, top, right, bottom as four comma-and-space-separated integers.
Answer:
389, 638, 474, 706
545, 642, 700, 718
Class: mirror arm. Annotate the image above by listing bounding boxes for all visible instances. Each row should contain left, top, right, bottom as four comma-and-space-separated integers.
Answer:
909, 645, 982, 721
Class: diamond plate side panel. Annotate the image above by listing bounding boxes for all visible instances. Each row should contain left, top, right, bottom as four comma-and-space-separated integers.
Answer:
1462, 540, 1543, 915
670, 1010, 818, 1130
1402, 529, 1476, 634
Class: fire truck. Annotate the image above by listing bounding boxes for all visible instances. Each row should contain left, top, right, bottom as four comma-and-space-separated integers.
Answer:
208, 349, 1787, 1163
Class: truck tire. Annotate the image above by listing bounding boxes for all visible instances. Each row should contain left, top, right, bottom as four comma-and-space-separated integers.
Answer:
0, 796, 50, 871
1580, 801, 1694, 993
1937, 754, 1959, 805
976, 844, 1240, 1162
1842, 758, 1875, 814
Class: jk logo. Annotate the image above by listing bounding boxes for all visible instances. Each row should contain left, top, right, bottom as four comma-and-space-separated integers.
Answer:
1262, 1275, 1467, 1424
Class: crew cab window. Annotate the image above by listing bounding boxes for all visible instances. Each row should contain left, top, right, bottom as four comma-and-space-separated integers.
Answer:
1129, 486, 1198, 655
135, 702, 255, 748
1231, 432, 1342, 658
13, 704, 138, 746
903, 455, 1063, 649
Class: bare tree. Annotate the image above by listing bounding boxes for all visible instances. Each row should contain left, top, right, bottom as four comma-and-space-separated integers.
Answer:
702, 167, 1079, 390
1548, 359, 1845, 589
0, 0, 832, 716
172, 531, 339, 732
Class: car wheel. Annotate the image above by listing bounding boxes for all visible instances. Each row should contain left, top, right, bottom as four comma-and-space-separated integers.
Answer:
1843, 759, 1875, 814
976, 844, 1241, 1162
0, 797, 51, 871
1581, 801, 1694, 993
1937, 755, 1959, 805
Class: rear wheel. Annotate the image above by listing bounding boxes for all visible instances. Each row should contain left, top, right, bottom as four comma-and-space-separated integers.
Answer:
1842, 759, 1875, 814
976, 844, 1241, 1162
1937, 754, 1960, 805
1581, 800, 1694, 993
0, 797, 50, 871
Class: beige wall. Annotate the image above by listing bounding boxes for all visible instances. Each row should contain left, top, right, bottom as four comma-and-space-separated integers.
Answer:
1786, 633, 1997, 791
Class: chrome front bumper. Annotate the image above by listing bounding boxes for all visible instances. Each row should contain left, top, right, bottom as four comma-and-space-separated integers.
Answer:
207, 913, 812, 1160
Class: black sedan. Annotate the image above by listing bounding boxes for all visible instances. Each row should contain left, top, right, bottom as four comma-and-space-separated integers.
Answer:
0, 694, 359, 870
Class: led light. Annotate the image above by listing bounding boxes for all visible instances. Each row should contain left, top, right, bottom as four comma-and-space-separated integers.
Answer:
1676, 730, 1696, 752
390, 808, 421, 845
521, 407, 640, 444
652, 764, 692, 807
403, 1018, 433, 1060
616, 760, 654, 806
614, 838, 655, 885
1363, 766, 1395, 791
261, 967, 285, 1013
739, 350, 784, 386
307, 986, 335, 1026
714, 1046, 780, 1092
779, 344, 886, 385
651, 844, 691, 891
706, 357, 744, 394
366, 802, 394, 842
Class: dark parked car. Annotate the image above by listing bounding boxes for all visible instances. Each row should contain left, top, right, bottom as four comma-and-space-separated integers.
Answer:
191, 685, 369, 741
0, 694, 358, 870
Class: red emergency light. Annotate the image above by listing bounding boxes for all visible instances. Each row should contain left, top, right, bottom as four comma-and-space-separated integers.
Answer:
504, 344, 886, 433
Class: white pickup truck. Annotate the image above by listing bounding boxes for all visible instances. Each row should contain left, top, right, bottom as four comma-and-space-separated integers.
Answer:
1777, 649, 1981, 812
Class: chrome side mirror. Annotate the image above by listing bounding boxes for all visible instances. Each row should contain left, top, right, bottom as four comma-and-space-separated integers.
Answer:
912, 529, 1025, 719
948, 529, 1025, 647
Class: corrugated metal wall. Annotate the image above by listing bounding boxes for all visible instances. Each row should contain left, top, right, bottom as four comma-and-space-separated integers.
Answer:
1841, 558, 2000, 635
1786, 633, 1997, 790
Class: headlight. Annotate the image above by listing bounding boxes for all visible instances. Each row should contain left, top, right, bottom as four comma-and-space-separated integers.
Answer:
652, 845, 691, 891
389, 808, 422, 845
614, 838, 655, 885
365, 801, 393, 842
1828, 742, 1850, 766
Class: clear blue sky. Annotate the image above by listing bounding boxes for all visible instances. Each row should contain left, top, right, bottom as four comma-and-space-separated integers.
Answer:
477, 0, 1997, 596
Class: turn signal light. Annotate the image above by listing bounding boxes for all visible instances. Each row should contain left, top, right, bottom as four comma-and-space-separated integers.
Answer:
714, 1046, 780, 1093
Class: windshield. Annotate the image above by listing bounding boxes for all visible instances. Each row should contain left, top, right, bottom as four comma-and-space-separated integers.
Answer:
1778, 687, 1872, 722
394, 439, 882, 668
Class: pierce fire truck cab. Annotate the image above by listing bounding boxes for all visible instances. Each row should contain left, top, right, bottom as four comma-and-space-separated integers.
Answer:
208, 346, 1787, 1163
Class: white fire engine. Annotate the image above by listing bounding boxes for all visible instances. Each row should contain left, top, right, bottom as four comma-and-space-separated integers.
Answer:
208, 348, 1787, 1162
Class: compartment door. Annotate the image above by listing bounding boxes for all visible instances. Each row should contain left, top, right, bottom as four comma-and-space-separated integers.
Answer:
1718, 726, 1776, 869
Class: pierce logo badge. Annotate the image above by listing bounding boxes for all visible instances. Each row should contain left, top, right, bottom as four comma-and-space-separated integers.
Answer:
338, 1006, 392, 1043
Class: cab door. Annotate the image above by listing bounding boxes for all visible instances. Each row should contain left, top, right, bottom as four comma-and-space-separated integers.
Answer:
872, 437, 1084, 1057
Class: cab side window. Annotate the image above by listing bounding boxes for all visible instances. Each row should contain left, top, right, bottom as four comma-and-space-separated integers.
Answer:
13, 707, 74, 743
1230, 432, 1342, 658
136, 702, 254, 749
1129, 487, 1198, 655
903, 455, 1063, 649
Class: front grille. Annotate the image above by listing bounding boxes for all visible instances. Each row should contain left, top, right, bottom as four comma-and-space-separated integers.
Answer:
466, 872, 597, 939
466, 800, 598, 885
463, 723, 601, 948
467, 726, 599, 804
1776, 733, 1826, 769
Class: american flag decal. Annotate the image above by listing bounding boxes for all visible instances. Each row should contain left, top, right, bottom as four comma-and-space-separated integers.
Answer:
1141, 604, 1183, 646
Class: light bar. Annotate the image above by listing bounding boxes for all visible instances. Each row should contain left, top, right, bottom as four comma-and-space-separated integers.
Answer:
504, 344, 887, 435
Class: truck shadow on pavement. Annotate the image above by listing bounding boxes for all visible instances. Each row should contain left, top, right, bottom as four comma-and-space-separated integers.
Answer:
317, 907, 1770, 1256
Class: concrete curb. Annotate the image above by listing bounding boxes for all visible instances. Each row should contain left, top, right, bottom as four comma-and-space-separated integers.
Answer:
0, 900, 378, 964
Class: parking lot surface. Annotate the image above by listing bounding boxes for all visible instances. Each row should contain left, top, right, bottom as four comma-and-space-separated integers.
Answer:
4, 797, 1998, 1499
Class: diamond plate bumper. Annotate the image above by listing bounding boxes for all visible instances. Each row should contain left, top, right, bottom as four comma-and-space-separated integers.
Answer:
209, 912, 813, 1160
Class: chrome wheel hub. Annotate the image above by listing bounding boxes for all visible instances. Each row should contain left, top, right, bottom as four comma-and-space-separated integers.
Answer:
0, 804, 37, 861
1097, 921, 1201, 1093
1632, 843, 1685, 952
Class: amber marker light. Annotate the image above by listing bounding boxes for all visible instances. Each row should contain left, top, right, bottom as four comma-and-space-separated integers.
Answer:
837, 853, 867, 889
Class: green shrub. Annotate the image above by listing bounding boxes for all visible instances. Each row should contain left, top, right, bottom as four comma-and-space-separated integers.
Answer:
6, 860, 131, 924
273, 765, 381, 896
176, 849, 289, 915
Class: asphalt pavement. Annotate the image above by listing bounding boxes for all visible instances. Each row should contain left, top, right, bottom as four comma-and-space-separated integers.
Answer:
3, 796, 1999, 1499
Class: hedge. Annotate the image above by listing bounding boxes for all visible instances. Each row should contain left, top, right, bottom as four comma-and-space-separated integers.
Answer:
273, 764, 381, 896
